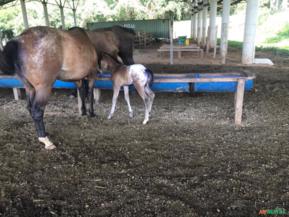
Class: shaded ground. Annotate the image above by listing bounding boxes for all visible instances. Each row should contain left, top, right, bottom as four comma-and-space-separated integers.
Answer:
1, 49, 289, 216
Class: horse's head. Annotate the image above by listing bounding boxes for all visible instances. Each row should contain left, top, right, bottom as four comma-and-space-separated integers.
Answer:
100, 52, 122, 72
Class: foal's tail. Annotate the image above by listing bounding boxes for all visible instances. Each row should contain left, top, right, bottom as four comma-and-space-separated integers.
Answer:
145, 68, 154, 88
0, 40, 20, 75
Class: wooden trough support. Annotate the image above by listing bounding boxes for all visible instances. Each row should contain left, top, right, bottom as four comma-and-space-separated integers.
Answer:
0, 72, 255, 126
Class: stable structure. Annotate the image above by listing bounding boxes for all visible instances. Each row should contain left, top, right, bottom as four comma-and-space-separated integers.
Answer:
0, 0, 260, 66
190, 0, 259, 64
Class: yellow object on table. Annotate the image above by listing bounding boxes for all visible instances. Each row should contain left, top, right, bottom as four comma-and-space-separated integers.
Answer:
185, 38, 190, 46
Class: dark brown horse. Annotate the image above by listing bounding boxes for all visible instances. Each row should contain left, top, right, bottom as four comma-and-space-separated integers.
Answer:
87, 25, 135, 65
0, 26, 98, 150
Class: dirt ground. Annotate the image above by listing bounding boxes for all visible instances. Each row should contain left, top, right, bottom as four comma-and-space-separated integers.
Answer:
1, 47, 289, 217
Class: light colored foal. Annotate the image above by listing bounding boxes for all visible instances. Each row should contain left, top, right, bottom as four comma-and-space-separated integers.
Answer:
101, 54, 155, 124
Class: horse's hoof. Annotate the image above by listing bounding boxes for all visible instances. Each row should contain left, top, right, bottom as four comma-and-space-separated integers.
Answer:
107, 115, 112, 120
81, 112, 87, 116
142, 120, 148, 125
38, 137, 56, 150
89, 112, 96, 117
129, 112, 133, 118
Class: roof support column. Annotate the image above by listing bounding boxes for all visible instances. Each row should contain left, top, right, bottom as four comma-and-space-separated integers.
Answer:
20, 0, 29, 29
202, 6, 208, 46
191, 14, 195, 39
197, 11, 202, 45
209, 0, 217, 49
55, 0, 66, 29
242, 0, 259, 64
41, 1, 49, 26
60, 6, 65, 29
192, 1, 198, 41
220, 0, 231, 64
71, 0, 77, 26
72, 9, 77, 26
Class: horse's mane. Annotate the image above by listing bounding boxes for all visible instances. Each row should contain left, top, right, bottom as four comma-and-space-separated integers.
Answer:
112, 26, 136, 35
91, 25, 135, 36
68, 26, 86, 33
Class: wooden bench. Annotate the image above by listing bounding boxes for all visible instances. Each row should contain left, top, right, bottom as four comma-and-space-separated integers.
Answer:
158, 44, 204, 58
0, 71, 255, 126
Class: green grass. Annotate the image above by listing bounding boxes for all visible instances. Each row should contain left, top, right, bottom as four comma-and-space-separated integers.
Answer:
265, 23, 289, 44
225, 40, 289, 57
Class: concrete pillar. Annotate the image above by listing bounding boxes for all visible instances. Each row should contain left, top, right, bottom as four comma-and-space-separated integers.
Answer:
193, 13, 198, 41
20, 0, 29, 29
209, 0, 217, 48
202, 6, 208, 46
220, 0, 231, 64
191, 14, 195, 38
242, 0, 259, 64
42, 1, 49, 26
197, 12, 202, 45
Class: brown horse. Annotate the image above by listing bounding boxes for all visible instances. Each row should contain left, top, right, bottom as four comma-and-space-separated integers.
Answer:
0, 26, 98, 150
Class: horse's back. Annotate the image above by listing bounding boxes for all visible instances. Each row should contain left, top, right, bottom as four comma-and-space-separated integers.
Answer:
15, 26, 97, 84
87, 30, 119, 55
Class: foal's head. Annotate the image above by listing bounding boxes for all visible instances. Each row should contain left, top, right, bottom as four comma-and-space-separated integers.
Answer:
100, 53, 122, 72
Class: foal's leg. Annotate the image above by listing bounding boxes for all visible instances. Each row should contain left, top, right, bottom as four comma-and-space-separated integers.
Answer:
87, 78, 95, 117
145, 86, 155, 115
76, 80, 87, 116
31, 86, 56, 150
108, 83, 121, 120
134, 82, 150, 125
123, 86, 133, 118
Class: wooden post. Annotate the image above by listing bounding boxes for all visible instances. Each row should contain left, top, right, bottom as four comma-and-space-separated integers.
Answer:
94, 88, 101, 104
13, 88, 21, 100
234, 79, 245, 126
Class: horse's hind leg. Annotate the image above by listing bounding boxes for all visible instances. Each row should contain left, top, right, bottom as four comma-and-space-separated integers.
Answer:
145, 86, 155, 115
124, 85, 133, 118
134, 82, 149, 125
87, 78, 95, 117
76, 80, 87, 116
31, 86, 56, 150
25, 86, 35, 115
108, 83, 121, 120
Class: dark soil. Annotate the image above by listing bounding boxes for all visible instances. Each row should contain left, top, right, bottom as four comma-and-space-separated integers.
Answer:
1, 62, 289, 216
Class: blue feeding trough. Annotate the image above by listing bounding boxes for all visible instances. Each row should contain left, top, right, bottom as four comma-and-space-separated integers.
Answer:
194, 73, 254, 92
0, 72, 254, 93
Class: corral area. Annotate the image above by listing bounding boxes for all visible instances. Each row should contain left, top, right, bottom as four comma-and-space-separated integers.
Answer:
1, 48, 289, 217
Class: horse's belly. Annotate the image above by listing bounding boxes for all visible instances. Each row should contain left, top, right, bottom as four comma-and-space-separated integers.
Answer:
57, 69, 88, 81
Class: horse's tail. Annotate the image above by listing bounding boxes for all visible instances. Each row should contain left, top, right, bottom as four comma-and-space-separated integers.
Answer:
0, 40, 20, 75
145, 68, 154, 87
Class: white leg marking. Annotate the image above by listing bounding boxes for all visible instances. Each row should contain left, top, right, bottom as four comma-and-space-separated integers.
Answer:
38, 137, 56, 150
108, 85, 120, 120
